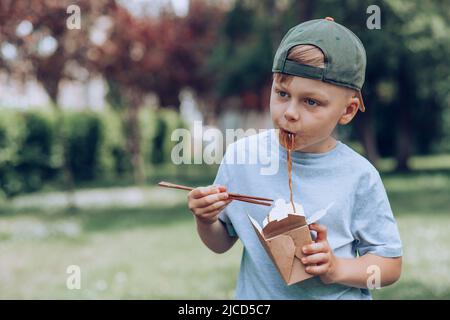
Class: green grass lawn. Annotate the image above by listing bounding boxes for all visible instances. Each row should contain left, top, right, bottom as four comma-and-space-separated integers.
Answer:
1, 157, 450, 299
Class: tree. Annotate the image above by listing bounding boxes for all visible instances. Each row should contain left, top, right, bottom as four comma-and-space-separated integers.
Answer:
208, 0, 280, 116
0, 0, 116, 103
313, 0, 450, 170
207, 0, 450, 170
88, 1, 224, 183
0, 0, 116, 208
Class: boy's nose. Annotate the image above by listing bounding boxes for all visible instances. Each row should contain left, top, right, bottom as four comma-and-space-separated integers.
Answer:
284, 104, 300, 122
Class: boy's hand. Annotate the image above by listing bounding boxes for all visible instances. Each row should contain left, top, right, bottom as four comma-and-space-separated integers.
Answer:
188, 185, 232, 225
301, 223, 338, 284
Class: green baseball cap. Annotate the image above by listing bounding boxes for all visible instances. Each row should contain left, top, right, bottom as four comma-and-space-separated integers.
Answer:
272, 17, 366, 111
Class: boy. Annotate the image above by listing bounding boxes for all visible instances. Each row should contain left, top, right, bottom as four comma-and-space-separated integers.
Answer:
187, 18, 402, 299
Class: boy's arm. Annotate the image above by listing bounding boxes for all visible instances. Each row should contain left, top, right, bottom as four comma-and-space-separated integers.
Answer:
188, 185, 238, 254
326, 254, 402, 288
196, 218, 238, 254
302, 223, 402, 288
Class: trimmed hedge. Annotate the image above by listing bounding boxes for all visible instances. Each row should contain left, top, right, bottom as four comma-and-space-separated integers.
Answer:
0, 107, 186, 197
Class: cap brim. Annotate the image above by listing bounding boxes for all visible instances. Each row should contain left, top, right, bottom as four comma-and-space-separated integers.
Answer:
357, 90, 365, 112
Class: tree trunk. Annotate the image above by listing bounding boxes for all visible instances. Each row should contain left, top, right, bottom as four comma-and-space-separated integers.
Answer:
51, 102, 78, 212
106, 82, 146, 184
297, 0, 315, 22
37, 48, 77, 211
358, 115, 380, 167
395, 116, 411, 172
125, 104, 146, 185
356, 105, 380, 167
395, 54, 413, 172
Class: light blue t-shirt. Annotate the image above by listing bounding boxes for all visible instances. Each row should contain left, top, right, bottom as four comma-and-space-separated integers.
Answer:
213, 129, 403, 300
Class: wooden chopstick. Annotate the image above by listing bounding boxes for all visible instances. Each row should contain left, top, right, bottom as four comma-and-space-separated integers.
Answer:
158, 181, 273, 207
158, 181, 273, 201
227, 196, 272, 207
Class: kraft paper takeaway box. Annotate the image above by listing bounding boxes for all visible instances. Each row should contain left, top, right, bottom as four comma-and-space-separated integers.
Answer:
248, 201, 333, 286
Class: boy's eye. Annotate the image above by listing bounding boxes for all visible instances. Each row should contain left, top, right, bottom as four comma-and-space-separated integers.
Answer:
277, 90, 289, 98
304, 98, 319, 107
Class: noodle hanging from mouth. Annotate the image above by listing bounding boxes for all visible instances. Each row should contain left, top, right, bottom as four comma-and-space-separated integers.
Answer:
282, 131, 297, 213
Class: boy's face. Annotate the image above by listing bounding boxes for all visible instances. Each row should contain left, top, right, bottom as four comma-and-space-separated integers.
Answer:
270, 75, 359, 153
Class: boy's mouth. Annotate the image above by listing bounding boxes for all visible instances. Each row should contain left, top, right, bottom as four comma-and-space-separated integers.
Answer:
279, 128, 296, 150
280, 128, 295, 135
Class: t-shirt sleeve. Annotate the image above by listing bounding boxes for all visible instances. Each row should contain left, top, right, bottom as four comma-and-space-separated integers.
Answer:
213, 155, 238, 238
351, 169, 403, 258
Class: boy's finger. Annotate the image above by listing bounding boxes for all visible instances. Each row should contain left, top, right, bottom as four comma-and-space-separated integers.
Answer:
199, 202, 231, 219
195, 192, 229, 208
215, 185, 227, 192
211, 199, 232, 210
201, 209, 222, 219
301, 253, 328, 265
197, 199, 231, 214
309, 223, 328, 242
302, 242, 328, 254
305, 264, 328, 276
188, 186, 207, 199
189, 186, 218, 199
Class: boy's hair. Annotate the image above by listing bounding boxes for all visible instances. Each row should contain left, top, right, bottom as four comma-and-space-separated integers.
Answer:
273, 45, 325, 85
272, 44, 360, 104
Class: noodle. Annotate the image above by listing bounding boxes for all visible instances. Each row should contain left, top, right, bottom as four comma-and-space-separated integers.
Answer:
282, 131, 297, 213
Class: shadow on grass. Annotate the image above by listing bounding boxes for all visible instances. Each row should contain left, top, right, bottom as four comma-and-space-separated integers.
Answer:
389, 189, 450, 216
80, 204, 193, 233
373, 280, 450, 300
381, 168, 450, 178
380, 170, 450, 216
0, 203, 193, 235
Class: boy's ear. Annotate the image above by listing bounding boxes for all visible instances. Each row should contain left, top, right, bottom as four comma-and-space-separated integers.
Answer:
338, 95, 360, 125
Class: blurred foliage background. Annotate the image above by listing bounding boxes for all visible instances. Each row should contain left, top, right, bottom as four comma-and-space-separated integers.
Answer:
0, 0, 450, 299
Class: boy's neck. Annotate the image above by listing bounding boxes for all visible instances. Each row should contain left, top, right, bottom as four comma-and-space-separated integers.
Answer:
296, 136, 337, 154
